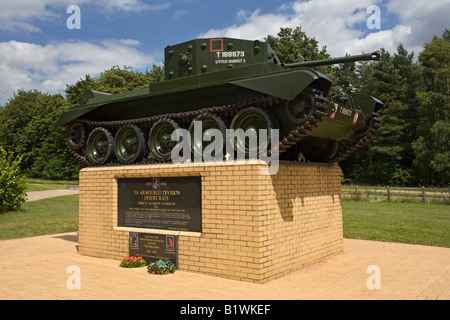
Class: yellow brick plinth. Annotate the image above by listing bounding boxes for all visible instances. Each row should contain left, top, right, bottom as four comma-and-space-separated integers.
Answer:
78, 161, 343, 283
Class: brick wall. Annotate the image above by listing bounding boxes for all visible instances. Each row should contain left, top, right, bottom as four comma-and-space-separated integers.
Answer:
78, 161, 343, 283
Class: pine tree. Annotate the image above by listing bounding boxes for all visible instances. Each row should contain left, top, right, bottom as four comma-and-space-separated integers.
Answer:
412, 30, 450, 185
266, 27, 330, 63
266, 27, 331, 76
355, 49, 411, 184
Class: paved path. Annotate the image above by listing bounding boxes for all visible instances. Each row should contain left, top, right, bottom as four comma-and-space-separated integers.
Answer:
0, 232, 448, 300
26, 189, 79, 202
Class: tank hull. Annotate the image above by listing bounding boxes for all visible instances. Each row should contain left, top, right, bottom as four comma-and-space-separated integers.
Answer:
57, 64, 329, 126
58, 37, 383, 166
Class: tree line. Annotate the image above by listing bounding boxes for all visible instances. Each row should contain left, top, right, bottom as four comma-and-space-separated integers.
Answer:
0, 28, 448, 186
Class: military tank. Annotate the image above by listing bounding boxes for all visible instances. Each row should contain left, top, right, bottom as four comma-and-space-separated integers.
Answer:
56, 37, 383, 166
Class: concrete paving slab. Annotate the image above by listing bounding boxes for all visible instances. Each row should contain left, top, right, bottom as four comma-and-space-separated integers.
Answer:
0, 232, 448, 300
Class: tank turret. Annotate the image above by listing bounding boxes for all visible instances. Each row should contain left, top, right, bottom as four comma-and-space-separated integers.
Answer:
164, 38, 281, 80
57, 37, 383, 166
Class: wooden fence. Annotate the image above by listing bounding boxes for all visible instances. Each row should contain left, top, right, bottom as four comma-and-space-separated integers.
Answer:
341, 185, 450, 203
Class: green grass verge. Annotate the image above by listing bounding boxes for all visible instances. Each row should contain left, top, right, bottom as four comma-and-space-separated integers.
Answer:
342, 199, 450, 248
27, 178, 79, 191
0, 194, 79, 240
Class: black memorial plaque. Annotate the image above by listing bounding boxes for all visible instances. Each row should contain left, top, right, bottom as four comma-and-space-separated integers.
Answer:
118, 177, 201, 232
129, 233, 178, 266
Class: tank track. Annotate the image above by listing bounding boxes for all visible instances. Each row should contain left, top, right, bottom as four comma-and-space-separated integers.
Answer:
327, 113, 381, 163
269, 89, 329, 157
65, 87, 372, 166
65, 95, 284, 166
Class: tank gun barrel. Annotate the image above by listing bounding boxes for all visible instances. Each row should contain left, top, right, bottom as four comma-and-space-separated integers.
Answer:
283, 51, 380, 69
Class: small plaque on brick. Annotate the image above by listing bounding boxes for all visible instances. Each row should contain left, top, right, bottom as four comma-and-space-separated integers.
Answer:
117, 177, 201, 232
129, 232, 178, 267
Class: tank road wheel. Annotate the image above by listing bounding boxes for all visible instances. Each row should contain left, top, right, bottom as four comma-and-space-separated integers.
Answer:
285, 90, 315, 124
189, 113, 227, 159
85, 127, 115, 165
66, 122, 86, 150
149, 119, 180, 161
114, 124, 146, 164
230, 107, 275, 158
299, 137, 339, 163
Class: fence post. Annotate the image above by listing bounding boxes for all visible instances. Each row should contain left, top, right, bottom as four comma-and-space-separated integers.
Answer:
422, 186, 425, 203
387, 186, 390, 202
355, 186, 358, 198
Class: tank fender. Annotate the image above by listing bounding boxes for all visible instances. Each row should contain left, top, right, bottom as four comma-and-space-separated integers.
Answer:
55, 90, 112, 128
230, 69, 332, 101
82, 90, 113, 102
352, 94, 384, 116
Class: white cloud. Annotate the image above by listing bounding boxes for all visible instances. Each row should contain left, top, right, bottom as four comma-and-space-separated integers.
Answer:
200, 0, 450, 58
0, 39, 156, 105
200, 8, 292, 43
0, 0, 168, 104
172, 10, 189, 20
200, 0, 382, 56
0, 0, 63, 32
387, 0, 450, 51
98, 0, 156, 12
0, 0, 169, 32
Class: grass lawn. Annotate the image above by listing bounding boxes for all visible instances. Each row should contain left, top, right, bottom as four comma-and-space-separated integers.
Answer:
342, 199, 450, 248
27, 178, 79, 191
0, 194, 79, 240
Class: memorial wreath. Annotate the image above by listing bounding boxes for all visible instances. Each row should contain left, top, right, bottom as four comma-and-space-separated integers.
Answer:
147, 259, 176, 275
120, 256, 147, 268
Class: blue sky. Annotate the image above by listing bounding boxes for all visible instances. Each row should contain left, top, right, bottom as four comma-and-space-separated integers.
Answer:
0, 0, 449, 105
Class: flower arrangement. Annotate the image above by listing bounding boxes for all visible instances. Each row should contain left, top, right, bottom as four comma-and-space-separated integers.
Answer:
120, 256, 147, 268
147, 259, 176, 275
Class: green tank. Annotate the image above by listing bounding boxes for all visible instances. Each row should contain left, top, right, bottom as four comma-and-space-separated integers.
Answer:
57, 37, 383, 166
